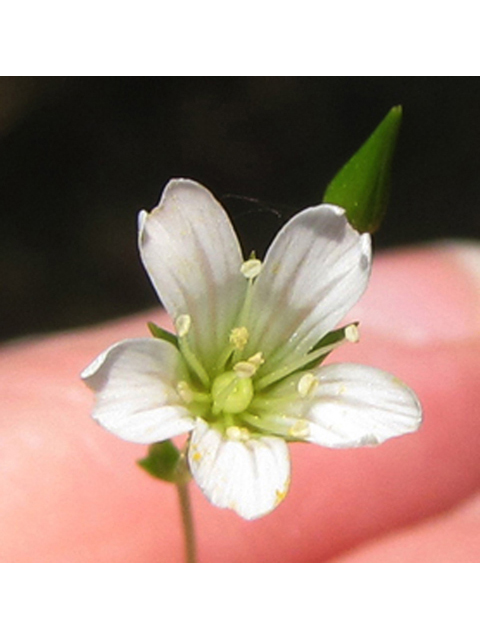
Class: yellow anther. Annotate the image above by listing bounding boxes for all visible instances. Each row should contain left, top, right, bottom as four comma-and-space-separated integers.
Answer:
229, 326, 249, 351
249, 352, 264, 367
297, 373, 319, 398
240, 258, 262, 279
175, 314, 191, 338
345, 323, 360, 343
233, 361, 256, 379
288, 420, 310, 439
226, 426, 250, 442
177, 381, 194, 403
234, 352, 264, 378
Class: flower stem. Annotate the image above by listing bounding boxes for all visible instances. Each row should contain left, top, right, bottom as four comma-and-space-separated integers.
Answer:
176, 481, 197, 563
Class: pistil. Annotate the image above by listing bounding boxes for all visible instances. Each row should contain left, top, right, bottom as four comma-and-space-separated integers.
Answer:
211, 371, 254, 415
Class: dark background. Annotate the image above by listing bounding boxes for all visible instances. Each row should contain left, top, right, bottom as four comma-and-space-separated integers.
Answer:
1, 77, 480, 342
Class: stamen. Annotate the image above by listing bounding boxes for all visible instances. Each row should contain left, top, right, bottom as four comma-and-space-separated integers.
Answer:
234, 362, 256, 378
345, 324, 360, 343
241, 258, 262, 279
226, 426, 250, 442
175, 314, 191, 338
248, 352, 265, 367
215, 326, 250, 373
175, 315, 210, 388
236, 258, 262, 332
229, 326, 249, 351
288, 420, 310, 439
256, 323, 360, 391
234, 352, 264, 378
297, 373, 319, 398
241, 412, 267, 431
176, 381, 210, 405
177, 381, 194, 404
242, 411, 291, 438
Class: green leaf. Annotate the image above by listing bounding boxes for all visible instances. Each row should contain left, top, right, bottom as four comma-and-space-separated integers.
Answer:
323, 105, 402, 233
137, 440, 183, 483
147, 322, 178, 348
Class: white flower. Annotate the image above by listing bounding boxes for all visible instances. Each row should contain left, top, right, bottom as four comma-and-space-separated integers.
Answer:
81, 179, 422, 520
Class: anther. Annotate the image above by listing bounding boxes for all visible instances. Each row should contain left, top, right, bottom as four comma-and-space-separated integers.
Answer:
288, 420, 310, 439
345, 323, 360, 343
229, 326, 249, 351
240, 258, 262, 279
226, 426, 250, 442
177, 381, 194, 403
175, 314, 191, 338
297, 373, 319, 398
234, 352, 264, 378
234, 361, 256, 378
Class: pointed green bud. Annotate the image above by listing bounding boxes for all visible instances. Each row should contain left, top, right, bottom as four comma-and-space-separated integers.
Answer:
137, 440, 189, 484
323, 105, 402, 233
147, 322, 178, 348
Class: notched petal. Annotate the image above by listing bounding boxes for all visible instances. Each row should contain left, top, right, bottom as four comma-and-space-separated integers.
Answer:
302, 363, 422, 448
138, 179, 247, 368
188, 423, 291, 520
81, 338, 196, 444
246, 204, 372, 372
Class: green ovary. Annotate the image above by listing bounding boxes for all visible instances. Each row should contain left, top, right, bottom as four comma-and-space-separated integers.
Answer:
211, 371, 254, 414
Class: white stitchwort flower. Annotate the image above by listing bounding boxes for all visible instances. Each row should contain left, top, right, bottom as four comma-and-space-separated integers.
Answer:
81, 179, 422, 520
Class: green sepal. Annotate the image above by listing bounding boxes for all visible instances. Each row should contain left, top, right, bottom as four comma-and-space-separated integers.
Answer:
147, 322, 178, 348
303, 323, 359, 370
323, 105, 402, 233
137, 440, 189, 484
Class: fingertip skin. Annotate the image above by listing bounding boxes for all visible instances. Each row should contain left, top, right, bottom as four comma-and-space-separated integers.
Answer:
2, 243, 480, 561
333, 490, 480, 563
350, 243, 480, 345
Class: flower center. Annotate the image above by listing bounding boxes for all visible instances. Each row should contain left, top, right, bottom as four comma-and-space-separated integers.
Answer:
211, 371, 254, 414
170, 258, 361, 440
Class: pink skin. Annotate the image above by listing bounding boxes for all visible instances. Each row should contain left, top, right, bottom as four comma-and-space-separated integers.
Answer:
1, 242, 480, 562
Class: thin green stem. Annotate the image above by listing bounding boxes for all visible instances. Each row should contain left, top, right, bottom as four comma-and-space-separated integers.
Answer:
176, 481, 197, 563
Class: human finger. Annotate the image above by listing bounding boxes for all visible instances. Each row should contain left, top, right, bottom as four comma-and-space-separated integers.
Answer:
1, 242, 480, 561
332, 489, 480, 562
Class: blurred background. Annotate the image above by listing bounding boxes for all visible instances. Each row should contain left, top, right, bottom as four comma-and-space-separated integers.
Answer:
1, 77, 480, 342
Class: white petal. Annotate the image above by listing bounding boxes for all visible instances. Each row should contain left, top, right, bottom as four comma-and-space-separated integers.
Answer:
188, 422, 291, 520
247, 204, 371, 374
81, 338, 196, 444
138, 179, 247, 368
302, 363, 422, 448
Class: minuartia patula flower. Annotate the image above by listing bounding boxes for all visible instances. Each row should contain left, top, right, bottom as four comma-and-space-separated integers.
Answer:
82, 179, 422, 520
